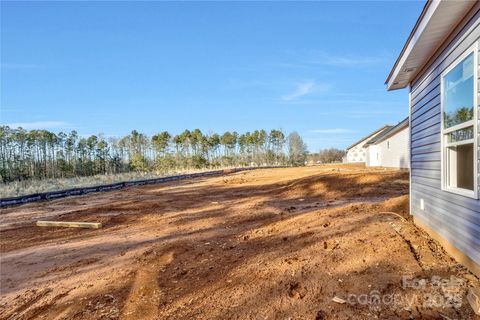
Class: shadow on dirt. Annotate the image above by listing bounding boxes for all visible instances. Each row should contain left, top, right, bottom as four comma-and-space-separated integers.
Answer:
4, 169, 477, 319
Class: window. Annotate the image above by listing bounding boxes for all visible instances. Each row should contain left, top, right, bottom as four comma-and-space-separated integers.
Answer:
441, 46, 478, 199
387, 141, 390, 150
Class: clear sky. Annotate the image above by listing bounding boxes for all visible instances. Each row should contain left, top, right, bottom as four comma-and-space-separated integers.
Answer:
1, 1, 424, 151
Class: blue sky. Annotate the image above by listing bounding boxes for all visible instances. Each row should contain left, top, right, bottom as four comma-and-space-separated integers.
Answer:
1, 1, 424, 151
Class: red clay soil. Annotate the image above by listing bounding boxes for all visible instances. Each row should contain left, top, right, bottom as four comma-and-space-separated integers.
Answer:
0, 164, 479, 319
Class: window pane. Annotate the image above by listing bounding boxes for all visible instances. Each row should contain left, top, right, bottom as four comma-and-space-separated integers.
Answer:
443, 53, 474, 129
446, 143, 474, 191
447, 126, 474, 143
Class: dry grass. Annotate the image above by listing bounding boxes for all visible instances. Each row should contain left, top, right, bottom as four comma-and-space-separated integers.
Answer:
0, 168, 226, 198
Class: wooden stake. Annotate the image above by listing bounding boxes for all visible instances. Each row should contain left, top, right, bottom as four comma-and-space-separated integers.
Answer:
36, 221, 102, 229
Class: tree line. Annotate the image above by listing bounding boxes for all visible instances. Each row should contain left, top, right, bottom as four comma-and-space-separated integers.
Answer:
0, 126, 308, 183
307, 148, 345, 164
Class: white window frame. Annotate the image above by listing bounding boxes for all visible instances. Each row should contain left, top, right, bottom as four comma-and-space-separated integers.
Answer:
440, 42, 478, 199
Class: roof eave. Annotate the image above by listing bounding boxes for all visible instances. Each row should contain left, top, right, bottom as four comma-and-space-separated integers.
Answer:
386, 0, 476, 91
372, 118, 409, 145
346, 125, 390, 151
385, 0, 432, 90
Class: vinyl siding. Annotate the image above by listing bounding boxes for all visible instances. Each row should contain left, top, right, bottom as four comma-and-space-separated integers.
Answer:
409, 4, 480, 265
365, 145, 381, 167
377, 127, 410, 169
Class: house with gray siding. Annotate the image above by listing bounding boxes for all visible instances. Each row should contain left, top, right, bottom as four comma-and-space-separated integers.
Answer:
387, 0, 480, 276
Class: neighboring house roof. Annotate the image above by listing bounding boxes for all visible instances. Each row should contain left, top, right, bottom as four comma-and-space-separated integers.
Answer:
368, 117, 409, 146
363, 125, 394, 147
386, 0, 476, 90
346, 125, 391, 151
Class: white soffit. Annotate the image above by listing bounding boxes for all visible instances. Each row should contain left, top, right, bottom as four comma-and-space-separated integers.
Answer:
386, 0, 476, 90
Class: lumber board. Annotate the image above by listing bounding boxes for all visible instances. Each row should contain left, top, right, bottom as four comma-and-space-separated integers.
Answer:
36, 221, 102, 229
468, 287, 480, 315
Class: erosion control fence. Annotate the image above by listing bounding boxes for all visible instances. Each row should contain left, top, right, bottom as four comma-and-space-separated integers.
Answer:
0, 167, 282, 208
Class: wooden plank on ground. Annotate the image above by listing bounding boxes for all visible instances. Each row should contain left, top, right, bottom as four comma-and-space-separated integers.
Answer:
468, 287, 480, 315
36, 221, 102, 229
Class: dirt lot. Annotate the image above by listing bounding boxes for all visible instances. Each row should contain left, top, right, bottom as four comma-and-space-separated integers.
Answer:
1, 164, 479, 319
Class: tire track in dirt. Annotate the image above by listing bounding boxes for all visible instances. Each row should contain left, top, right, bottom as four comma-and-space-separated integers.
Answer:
1, 165, 479, 319
121, 250, 174, 319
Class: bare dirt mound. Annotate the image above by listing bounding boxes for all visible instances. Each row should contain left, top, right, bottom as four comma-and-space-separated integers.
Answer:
0, 165, 478, 319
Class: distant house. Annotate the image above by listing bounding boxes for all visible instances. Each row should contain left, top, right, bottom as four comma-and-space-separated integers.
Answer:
386, 1, 480, 276
364, 118, 410, 169
363, 137, 382, 167
344, 125, 391, 163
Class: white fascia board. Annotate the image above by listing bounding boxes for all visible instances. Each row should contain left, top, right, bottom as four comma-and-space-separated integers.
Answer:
386, 0, 441, 90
